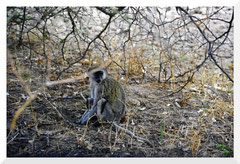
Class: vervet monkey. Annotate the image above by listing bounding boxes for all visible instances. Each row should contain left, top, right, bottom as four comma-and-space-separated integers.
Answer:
76, 66, 153, 147
76, 66, 126, 124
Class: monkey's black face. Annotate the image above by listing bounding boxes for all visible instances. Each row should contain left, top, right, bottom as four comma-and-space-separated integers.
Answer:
94, 71, 103, 83
96, 79, 101, 83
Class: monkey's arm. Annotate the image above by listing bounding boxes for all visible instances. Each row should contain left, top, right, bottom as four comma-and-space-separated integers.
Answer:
77, 86, 105, 124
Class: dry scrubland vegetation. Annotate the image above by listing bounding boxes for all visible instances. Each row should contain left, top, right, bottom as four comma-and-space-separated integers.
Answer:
7, 7, 233, 157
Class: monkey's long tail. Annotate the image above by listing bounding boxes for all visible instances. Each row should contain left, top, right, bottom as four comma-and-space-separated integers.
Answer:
113, 123, 154, 148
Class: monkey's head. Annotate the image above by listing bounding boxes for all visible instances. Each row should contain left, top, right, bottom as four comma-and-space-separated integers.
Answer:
88, 66, 107, 84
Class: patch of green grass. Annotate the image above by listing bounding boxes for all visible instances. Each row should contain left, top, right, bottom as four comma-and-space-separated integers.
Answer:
217, 145, 233, 157
160, 122, 164, 143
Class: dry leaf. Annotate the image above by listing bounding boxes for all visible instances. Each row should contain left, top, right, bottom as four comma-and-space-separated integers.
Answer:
137, 107, 146, 111
87, 144, 93, 150
37, 60, 42, 65
77, 139, 83, 143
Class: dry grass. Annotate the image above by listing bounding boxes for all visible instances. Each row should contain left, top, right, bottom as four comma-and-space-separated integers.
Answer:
7, 22, 233, 157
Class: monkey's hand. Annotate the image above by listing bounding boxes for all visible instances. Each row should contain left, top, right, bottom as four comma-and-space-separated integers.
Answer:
86, 98, 94, 109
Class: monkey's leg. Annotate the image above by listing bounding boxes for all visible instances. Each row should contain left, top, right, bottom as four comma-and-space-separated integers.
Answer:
75, 100, 97, 125
76, 98, 109, 124
75, 110, 88, 124
77, 105, 98, 124
75, 98, 94, 124
96, 99, 114, 122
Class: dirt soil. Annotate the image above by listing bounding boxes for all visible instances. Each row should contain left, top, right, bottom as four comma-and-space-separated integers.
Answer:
7, 70, 233, 157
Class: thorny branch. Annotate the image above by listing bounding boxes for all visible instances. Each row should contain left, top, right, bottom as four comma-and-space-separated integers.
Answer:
7, 7, 233, 129
177, 7, 233, 82
56, 7, 125, 79
6, 7, 234, 157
